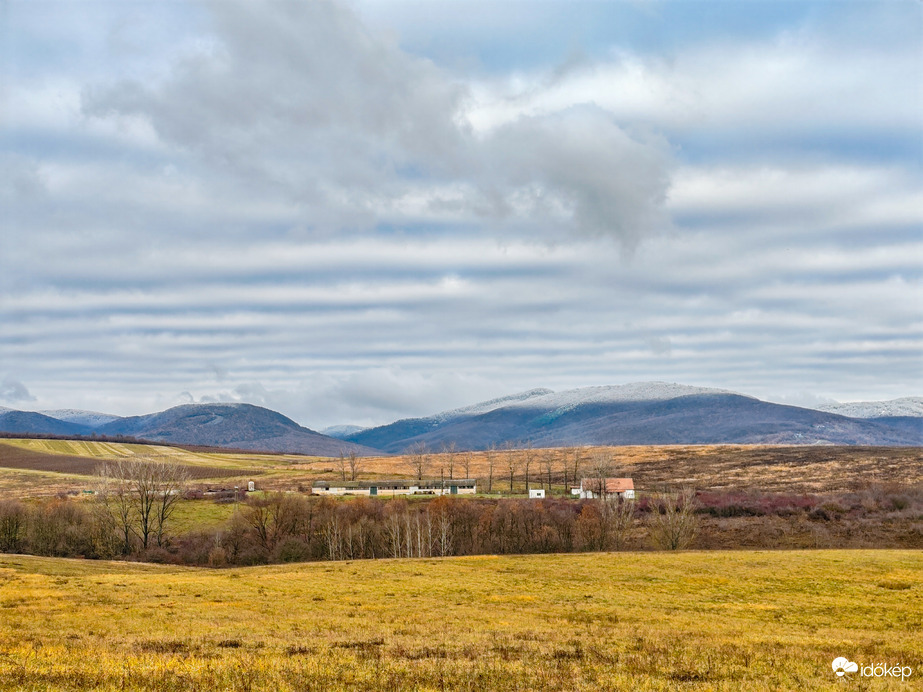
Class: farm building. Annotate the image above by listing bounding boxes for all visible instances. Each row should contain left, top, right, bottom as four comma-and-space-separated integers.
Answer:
312, 479, 477, 497
572, 478, 635, 500
529, 488, 545, 499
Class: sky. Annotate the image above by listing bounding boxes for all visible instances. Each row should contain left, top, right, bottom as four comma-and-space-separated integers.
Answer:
1, 0, 921, 428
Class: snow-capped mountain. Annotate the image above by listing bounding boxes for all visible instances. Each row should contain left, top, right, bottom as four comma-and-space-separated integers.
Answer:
498, 383, 745, 410
321, 424, 368, 439
38, 409, 123, 427
344, 382, 920, 452
430, 388, 554, 421
1, 384, 919, 453
816, 397, 923, 419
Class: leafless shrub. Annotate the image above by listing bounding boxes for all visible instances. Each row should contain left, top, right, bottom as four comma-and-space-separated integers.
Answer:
649, 487, 699, 550
0, 500, 26, 552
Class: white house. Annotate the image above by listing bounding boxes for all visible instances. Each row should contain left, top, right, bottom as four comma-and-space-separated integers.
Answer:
571, 478, 635, 500
528, 488, 545, 499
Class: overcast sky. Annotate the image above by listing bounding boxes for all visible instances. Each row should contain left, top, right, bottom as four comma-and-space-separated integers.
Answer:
1, 0, 921, 428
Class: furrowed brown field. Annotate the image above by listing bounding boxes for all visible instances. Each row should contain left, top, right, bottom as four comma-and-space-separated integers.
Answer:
0, 550, 920, 691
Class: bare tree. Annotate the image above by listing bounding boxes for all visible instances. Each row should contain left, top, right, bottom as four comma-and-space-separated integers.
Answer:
540, 452, 555, 493
648, 487, 699, 550
96, 458, 190, 552
0, 500, 26, 553
462, 452, 472, 481
561, 449, 569, 491
385, 500, 408, 558
96, 462, 135, 554
572, 447, 583, 490
601, 494, 636, 551
244, 492, 301, 556
588, 450, 613, 499
484, 444, 498, 493
522, 443, 534, 492
336, 452, 348, 481
153, 462, 191, 548
442, 441, 458, 480
324, 513, 343, 561
405, 441, 430, 481
346, 450, 361, 482
503, 442, 520, 493
430, 499, 454, 557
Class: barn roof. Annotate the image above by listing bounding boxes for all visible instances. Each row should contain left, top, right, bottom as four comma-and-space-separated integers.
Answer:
581, 478, 634, 493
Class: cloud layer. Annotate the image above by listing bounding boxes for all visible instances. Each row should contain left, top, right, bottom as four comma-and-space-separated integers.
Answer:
2, 0, 920, 426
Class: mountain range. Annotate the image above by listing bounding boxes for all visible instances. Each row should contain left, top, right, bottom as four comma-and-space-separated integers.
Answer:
0, 403, 376, 457
1, 383, 920, 455
342, 383, 922, 452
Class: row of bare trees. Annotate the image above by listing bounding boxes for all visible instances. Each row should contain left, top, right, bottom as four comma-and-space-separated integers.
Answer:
391, 443, 625, 494
334, 442, 646, 498
200, 489, 698, 566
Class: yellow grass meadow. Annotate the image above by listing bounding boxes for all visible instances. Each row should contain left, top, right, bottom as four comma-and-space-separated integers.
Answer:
0, 550, 920, 691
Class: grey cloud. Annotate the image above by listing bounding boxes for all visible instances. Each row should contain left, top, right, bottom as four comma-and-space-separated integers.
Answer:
481, 107, 672, 245
179, 371, 500, 428
0, 154, 47, 203
0, 378, 36, 403
646, 336, 672, 356
4, 230, 917, 426
81, 0, 671, 245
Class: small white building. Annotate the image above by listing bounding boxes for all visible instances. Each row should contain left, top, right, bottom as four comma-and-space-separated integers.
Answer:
571, 478, 635, 500
312, 479, 476, 497
528, 488, 545, 499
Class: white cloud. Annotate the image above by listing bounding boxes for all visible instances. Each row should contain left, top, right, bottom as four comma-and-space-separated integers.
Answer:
466, 26, 921, 139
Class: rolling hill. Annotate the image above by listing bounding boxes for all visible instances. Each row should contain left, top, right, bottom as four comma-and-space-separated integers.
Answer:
2, 384, 920, 454
0, 409, 95, 437
93, 403, 378, 456
345, 383, 922, 452
1, 403, 377, 457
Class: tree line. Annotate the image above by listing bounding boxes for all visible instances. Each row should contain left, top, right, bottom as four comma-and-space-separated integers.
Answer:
0, 458, 699, 564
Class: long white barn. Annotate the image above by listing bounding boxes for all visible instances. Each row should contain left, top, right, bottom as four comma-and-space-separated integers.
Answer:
312, 479, 477, 497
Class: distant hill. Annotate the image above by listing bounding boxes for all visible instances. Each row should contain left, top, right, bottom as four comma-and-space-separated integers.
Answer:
38, 409, 124, 428
0, 403, 377, 457
815, 397, 923, 419
814, 397, 923, 443
0, 410, 94, 437
321, 424, 368, 439
3, 384, 919, 454
94, 404, 378, 456
345, 383, 922, 452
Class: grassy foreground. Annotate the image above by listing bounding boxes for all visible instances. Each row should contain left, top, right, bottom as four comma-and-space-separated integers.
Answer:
0, 551, 920, 691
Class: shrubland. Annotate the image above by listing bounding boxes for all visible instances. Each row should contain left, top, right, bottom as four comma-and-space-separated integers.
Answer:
1, 483, 921, 566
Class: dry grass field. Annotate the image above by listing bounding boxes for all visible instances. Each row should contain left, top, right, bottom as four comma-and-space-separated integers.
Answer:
0, 549, 920, 691
3, 438, 920, 498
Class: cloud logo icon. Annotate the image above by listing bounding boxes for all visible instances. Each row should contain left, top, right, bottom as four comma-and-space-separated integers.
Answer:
832, 657, 859, 676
